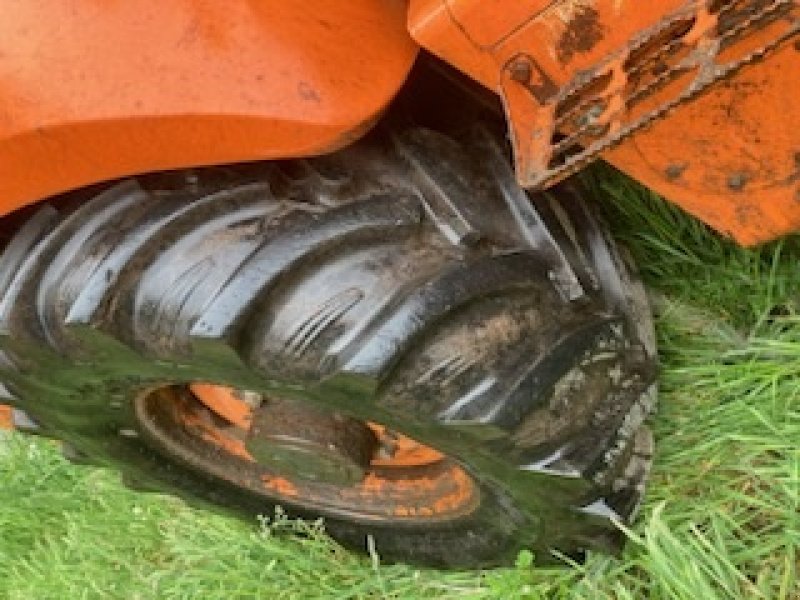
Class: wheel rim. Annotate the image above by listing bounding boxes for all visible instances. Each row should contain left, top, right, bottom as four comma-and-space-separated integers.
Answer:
134, 383, 480, 522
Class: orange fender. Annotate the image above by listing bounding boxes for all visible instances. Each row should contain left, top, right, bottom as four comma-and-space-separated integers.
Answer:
0, 1, 418, 218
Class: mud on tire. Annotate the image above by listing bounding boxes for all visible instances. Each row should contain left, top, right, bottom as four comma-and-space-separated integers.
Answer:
0, 126, 657, 568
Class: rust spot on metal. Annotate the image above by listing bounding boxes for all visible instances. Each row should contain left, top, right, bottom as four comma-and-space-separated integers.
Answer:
728, 172, 749, 191
665, 163, 688, 180
557, 5, 604, 64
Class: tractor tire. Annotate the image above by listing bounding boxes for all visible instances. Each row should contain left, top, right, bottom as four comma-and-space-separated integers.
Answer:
0, 126, 657, 568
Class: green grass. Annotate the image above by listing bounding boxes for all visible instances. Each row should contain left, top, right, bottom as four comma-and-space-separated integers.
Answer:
1, 172, 799, 599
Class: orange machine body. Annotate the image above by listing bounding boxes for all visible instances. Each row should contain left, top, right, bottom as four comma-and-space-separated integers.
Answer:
0, 1, 417, 219
0, 1, 797, 247
410, 0, 800, 246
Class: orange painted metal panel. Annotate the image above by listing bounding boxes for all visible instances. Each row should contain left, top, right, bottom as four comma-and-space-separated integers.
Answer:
605, 43, 800, 246
410, 0, 800, 245
445, 0, 557, 48
0, 0, 418, 218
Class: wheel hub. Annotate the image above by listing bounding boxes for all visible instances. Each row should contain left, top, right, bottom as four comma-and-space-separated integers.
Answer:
152, 383, 480, 523
245, 396, 378, 486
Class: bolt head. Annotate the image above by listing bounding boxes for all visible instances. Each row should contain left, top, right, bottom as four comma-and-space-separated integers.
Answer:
509, 58, 532, 84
